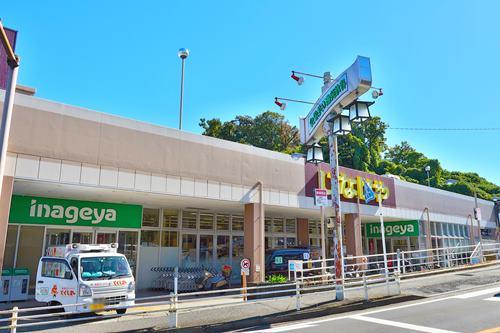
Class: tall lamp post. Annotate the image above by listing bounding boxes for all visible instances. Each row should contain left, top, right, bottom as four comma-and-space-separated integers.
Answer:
425, 166, 431, 187
177, 48, 189, 130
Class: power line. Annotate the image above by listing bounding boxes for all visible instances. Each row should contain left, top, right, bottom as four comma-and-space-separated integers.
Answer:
387, 126, 500, 131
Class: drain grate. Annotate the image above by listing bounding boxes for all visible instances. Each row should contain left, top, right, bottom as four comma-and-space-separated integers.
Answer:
455, 273, 474, 277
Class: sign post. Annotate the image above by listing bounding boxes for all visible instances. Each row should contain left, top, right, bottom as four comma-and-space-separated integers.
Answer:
240, 258, 250, 301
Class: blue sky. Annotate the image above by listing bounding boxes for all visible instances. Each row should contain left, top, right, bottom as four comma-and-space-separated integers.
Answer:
3, 1, 499, 185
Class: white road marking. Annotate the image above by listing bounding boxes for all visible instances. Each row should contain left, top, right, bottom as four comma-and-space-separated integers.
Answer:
452, 286, 500, 299
351, 315, 460, 333
483, 297, 500, 302
246, 323, 317, 332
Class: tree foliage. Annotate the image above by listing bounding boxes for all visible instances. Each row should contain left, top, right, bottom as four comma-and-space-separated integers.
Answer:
199, 111, 301, 154
200, 111, 499, 200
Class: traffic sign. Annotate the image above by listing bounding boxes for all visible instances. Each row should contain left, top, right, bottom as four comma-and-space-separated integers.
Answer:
241, 267, 249, 276
241, 258, 250, 269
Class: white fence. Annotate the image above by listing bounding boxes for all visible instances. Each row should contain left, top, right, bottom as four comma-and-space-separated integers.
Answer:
1, 242, 499, 332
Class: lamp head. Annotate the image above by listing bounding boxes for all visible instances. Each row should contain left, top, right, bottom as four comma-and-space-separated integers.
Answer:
178, 48, 189, 59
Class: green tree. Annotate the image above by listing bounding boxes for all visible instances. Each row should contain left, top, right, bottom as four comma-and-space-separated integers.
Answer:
199, 111, 301, 153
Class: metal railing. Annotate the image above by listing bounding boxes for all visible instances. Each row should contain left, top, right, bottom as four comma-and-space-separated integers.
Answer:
2, 242, 499, 332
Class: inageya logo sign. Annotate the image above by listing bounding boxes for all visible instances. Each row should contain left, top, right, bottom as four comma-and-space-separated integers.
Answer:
9, 195, 142, 229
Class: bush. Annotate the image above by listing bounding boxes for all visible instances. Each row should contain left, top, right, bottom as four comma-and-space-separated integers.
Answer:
266, 274, 287, 284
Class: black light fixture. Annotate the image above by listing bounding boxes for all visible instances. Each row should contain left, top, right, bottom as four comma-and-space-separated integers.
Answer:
348, 101, 373, 123
328, 112, 352, 135
306, 143, 324, 165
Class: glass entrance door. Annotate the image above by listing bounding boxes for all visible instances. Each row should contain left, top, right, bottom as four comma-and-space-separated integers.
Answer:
45, 229, 70, 251
118, 231, 139, 275
72, 231, 93, 244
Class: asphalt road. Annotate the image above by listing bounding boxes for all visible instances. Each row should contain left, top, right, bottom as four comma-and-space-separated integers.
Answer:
236, 285, 500, 333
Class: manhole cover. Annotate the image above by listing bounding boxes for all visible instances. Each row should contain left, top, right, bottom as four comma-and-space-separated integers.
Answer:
455, 273, 474, 277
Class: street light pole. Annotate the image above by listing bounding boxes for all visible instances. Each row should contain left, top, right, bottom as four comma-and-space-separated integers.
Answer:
378, 192, 389, 288
177, 48, 189, 130
327, 132, 345, 300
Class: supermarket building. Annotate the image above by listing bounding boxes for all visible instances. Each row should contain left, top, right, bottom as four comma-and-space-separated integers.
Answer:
0, 90, 497, 291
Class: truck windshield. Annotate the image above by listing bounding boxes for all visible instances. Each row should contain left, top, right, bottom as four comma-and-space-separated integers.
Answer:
80, 256, 132, 281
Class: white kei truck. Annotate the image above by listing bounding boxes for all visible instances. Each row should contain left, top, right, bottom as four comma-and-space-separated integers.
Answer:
35, 243, 135, 314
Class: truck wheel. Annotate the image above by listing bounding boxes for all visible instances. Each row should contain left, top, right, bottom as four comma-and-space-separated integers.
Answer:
47, 301, 64, 313
116, 308, 127, 315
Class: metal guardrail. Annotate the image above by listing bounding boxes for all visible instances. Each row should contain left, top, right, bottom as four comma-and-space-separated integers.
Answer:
2, 242, 499, 332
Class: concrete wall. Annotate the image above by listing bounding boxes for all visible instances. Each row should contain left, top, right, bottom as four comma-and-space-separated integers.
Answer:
1, 92, 306, 194
394, 180, 495, 223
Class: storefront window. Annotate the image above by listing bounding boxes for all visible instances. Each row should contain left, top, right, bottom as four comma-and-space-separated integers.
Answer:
163, 209, 179, 228
140, 230, 160, 247
272, 218, 284, 233
265, 218, 272, 232
232, 236, 244, 258
162, 230, 178, 247
3, 225, 18, 268
96, 232, 116, 244
199, 235, 213, 266
45, 229, 70, 250
285, 219, 296, 233
72, 231, 93, 244
119, 231, 138, 274
286, 237, 296, 247
182, 211, 197, 229
216, 215, 230, 231
199, 214, 214, 230
309, 220, 320, 235
182, 234, 197, 266
142, 208, 159, 227
275, 237, 285, 248
231, 216, 244, 231
216, 235, 229, 265
17, 226, 44, 289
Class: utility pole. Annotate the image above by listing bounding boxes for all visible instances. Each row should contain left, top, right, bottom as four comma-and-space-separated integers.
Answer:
0, 20, 19, 207
0, 20, 20, 271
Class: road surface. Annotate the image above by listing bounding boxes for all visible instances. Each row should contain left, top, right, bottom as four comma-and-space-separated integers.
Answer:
237, 284, 500, 333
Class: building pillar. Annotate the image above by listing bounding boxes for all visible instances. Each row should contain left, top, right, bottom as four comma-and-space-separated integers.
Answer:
244, 203, 264, 283
344, 213, 363, 258
297, 218, 309, 247
0, 176, 14, 271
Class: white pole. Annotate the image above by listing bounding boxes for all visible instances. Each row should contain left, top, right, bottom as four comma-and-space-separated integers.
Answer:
0, 63, 19, 202
328, 134, 344, 300
178, 57, 185, 130
378, 192, 389, 288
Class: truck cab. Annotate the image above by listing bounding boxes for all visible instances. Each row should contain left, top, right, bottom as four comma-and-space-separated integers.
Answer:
35, 243, 135, 314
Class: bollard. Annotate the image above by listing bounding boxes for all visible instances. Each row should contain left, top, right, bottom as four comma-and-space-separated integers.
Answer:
363, 275, 369, 302
294, 270, 301, 311
396, 249, 401, 275
168, 267, 179, 329
401, 251, 406, 275
10, 306, 18, 333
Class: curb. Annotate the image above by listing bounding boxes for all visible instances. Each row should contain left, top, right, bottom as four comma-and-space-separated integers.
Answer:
166, 294, 424, 332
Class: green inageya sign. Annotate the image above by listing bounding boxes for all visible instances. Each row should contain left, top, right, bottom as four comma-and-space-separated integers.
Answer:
365, 220, 419, 238
308, 73, 348, 129
9, 195, 142, 229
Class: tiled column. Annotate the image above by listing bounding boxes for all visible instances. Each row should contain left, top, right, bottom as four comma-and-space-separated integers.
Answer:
344, 213, 363, 258
0, 176, 14, 270
297, 218, 309, 247
244, 203, 264, 283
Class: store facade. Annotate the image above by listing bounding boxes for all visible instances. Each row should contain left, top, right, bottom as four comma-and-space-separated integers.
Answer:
0, 91, 497, 291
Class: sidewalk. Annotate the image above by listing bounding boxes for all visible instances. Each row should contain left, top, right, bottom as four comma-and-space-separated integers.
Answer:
7, 264, 500, 332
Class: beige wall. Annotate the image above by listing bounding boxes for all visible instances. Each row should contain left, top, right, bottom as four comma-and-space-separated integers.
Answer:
3, 94, 306, 194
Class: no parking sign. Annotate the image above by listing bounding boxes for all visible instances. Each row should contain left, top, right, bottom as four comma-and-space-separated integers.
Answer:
241, 258, 250, 276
